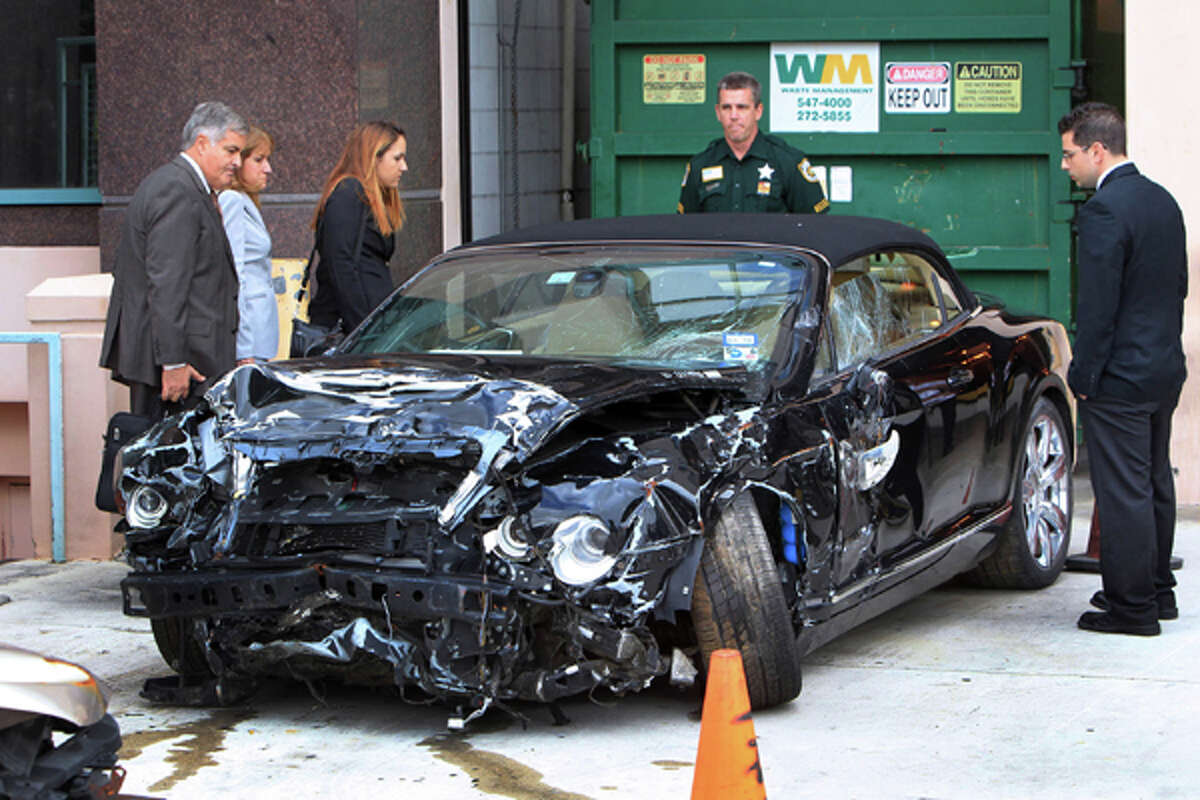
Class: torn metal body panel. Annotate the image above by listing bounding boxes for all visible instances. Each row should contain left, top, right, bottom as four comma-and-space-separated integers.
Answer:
116, 214, 1075, 713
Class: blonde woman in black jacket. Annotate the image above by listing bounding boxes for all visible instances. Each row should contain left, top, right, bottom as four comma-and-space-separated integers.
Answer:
309, 121, 407, 334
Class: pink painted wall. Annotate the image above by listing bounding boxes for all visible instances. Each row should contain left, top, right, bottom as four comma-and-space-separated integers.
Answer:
1125, 3, 1200, 503
0, 247, 110, 561
26, 273, 125, 559
0, 248, 101, 402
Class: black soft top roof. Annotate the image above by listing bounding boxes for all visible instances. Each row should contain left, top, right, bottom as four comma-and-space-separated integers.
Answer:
461, 213, 944, 268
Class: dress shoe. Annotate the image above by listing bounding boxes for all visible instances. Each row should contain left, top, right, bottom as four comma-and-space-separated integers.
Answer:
1077, 610, 1160, 636
1090, 590, 1179, 620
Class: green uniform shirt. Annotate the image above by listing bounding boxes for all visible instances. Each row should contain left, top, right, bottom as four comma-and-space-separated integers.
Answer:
677, 132, 829, 215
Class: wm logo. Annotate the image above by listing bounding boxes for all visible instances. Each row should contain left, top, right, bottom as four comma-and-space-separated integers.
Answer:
775, 53, 873, 85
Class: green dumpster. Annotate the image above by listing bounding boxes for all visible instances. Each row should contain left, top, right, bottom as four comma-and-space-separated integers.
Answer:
588, 0, 1077, 326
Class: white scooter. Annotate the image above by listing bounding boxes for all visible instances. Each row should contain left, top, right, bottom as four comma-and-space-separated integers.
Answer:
0, 645, 125, 799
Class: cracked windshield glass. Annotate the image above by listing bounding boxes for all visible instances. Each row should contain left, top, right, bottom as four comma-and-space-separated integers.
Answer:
346, 246, 815, 370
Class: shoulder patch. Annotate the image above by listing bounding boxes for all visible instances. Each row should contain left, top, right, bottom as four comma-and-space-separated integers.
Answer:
677, 201, 685, 214
799, 158, 820, 184
681, 162, 691, 188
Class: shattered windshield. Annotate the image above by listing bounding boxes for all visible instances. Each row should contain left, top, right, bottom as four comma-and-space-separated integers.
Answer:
345, 245, 815, 370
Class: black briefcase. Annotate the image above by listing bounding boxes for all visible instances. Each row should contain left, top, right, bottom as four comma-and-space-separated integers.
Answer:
95, 412, 153, 513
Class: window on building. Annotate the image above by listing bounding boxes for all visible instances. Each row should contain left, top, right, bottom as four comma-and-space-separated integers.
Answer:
0, 1, 96, 191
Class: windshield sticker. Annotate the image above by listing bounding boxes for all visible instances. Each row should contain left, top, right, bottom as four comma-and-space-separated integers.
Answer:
546, 271, 576, 285
723, 332, 759, 362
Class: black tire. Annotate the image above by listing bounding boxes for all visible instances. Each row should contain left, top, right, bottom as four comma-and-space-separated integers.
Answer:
964, 397, 1073, 588
150, 617, 213, 676
692, 493, 802, 709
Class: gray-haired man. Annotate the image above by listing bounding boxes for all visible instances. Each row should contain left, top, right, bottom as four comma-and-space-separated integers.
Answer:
101, 101, 248, 418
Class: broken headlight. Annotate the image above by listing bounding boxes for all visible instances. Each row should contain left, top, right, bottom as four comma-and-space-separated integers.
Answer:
482, 518, 532, 561
126, 485, 168, 529
549, 515, 618, 585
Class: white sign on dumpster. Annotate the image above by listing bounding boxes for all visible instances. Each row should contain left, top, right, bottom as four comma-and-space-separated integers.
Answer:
770, 42, 879, 133
884, 62, 951, 114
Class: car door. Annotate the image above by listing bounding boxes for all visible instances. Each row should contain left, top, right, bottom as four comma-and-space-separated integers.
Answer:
873, 251, 995, 554
810, 249, 992, 594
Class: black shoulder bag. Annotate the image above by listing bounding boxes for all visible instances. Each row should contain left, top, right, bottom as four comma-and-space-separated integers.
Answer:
94, 411, 154, 512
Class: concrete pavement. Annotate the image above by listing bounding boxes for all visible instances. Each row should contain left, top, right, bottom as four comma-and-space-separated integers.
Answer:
2, 475, 1197, 799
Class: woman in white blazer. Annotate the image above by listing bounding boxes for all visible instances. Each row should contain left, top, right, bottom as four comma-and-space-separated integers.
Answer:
219, 126, 278, 363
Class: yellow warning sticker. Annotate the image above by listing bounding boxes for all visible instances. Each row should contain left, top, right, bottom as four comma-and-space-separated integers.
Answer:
954, 62, 1021, 113
643, 54, 706, 104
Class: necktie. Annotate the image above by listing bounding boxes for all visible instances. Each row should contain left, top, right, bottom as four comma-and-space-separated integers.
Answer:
210, 189, 222, 218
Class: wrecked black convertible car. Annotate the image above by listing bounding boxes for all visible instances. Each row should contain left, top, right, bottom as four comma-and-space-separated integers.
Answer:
115, 214, 1074, 714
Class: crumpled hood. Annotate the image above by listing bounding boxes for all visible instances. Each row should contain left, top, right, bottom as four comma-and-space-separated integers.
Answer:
187, 357, 755, 530
195, 361, 581, 531
204, 360, 578, 463
203, 356, 751, 459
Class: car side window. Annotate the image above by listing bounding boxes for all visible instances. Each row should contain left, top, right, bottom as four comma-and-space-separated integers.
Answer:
931, 266, 964, 319
826, 251, 948, 370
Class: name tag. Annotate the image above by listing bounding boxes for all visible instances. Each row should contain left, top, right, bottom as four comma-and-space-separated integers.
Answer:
701, 166, 724, 182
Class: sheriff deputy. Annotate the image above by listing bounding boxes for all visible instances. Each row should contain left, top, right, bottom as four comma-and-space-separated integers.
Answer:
678, 71, 829, 215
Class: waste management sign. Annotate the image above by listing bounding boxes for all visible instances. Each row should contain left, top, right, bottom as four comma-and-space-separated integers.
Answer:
770, 42, 880, 133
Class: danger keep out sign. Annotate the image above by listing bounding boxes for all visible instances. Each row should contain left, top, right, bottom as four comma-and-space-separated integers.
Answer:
884, 62, 950, 114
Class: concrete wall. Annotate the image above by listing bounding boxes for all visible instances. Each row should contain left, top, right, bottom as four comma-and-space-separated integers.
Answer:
470, 0, 590, 239
1125, 2, 1200, 502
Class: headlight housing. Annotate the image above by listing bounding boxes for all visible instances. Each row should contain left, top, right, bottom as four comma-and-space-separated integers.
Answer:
548, 515, 618, 586
482, 518, 532, 561
125, 485, 169, 529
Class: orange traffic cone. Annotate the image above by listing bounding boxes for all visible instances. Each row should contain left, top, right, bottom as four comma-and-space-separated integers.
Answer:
690, 649, 766, 800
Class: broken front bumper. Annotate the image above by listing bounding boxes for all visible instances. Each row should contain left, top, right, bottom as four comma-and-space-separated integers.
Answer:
122, 564, 670, 705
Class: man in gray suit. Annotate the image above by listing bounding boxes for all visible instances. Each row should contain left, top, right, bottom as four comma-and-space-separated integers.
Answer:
101, 102, 248, 419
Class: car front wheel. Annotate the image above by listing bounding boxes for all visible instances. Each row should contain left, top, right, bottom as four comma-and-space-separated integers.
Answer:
692, 493, 802, 709
150, 617, 213, 676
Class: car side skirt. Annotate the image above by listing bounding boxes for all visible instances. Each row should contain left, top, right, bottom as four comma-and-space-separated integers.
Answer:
797, 504, 1009, 657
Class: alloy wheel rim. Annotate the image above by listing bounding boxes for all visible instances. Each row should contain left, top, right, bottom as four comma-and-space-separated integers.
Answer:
1020, 411, 1070, 568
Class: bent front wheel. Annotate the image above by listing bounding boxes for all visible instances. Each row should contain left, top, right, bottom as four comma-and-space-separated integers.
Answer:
692, 493, 802, 709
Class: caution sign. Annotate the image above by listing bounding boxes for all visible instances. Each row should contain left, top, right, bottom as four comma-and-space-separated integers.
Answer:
643, 54, 706, 104
884, 62, 950, 114
954, 61, 1021, 113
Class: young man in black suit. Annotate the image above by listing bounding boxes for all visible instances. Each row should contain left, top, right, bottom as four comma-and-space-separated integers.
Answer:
1059, 102, 1188, 636
100, 101, 247, 419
